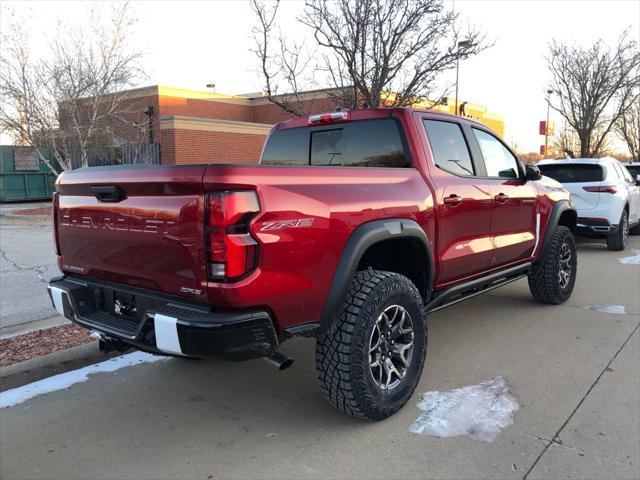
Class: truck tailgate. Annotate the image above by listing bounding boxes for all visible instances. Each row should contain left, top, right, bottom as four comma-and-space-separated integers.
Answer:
54, 165, 208, 300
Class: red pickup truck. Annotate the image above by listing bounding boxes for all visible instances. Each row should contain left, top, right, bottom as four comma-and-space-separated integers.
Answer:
48, 108, 577, 420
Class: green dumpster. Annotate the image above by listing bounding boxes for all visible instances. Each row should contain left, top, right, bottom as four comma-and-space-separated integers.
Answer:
0, 146, 57, 202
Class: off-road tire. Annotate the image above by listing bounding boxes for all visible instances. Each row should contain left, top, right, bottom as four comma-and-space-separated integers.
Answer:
315, 270, 427, 420
528, 225, 577, 305
628, 215, 640, 235
606, 210, 628, 251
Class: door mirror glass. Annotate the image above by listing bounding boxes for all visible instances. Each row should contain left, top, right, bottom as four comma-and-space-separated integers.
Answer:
525, 164, 542, 181
498, 168, 519, 179
636, 174, 640, 186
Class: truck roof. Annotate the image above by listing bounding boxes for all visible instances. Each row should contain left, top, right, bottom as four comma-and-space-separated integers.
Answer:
273, 107, 489, 131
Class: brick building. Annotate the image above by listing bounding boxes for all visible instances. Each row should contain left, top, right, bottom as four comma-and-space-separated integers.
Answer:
84, 85, 336, 165
77, 85, 504, 165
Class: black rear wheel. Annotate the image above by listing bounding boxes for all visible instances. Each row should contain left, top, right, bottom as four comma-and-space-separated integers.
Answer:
315, 270, 426, 420
607, 210, 629, 250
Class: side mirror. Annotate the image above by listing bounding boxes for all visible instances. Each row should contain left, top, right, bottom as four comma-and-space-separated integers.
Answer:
525, 164, 542, 181
636, 174, 640, 186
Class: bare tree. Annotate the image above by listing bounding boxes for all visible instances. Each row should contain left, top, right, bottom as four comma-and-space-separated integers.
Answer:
615, 95, 640, 161
553, 122, 581, 158
517, 152, 544, 164
251, 0, 313, 116
0, 2, 144, 174
546, 31, 640, 159
553, 121, 613, 159
251, 0, 487, 115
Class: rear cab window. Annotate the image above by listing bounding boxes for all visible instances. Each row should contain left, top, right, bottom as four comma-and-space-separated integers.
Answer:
537, 164, 605, 183
261, 118, 410, 168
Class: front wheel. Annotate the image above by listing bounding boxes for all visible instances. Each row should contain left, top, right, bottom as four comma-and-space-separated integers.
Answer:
315, 270, 427, 420
528, 225, 577, 305
607, 210, 629, 250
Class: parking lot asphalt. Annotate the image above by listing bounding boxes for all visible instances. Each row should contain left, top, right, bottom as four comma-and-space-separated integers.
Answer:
1, 237, 639, 480
0, 220, 63, 335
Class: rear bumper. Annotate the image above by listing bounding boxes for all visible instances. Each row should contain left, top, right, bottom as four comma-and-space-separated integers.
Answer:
47, 276, 278, 360
576, 217, 617, 236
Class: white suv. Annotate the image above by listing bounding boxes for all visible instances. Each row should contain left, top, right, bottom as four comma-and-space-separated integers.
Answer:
537, 158, 640, 250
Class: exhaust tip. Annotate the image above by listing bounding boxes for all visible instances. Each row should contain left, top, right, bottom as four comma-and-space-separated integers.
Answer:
264, 350, 294, 370
278, 357, 294, 371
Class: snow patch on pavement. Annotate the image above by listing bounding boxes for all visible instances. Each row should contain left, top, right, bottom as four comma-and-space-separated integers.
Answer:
618, 249, 640, 265
584, 304, 626, 315
408, 376, 519, 442
1, 351, 168, 409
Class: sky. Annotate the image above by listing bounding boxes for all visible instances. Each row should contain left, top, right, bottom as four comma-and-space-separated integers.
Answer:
1, 0, 639, 153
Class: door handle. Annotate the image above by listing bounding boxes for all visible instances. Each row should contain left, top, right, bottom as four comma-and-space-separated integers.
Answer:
443, 194, 462, 206
494, 193, 509, 203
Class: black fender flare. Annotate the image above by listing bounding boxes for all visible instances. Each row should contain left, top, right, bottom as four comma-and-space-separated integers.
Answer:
319, 219, 434, 333
539, 199, 577, 261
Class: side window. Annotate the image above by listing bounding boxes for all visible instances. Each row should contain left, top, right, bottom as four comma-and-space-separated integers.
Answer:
472, 128, 520, 179
423, 120, 474, 176
622, 166, 635, 184
261, 128, 308, 165
627, 165, 640, 180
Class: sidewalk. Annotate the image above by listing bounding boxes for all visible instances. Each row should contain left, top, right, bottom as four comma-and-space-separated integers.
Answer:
0, 200, 51, 214
0, 201, 52, 223
0, 201, 52, 214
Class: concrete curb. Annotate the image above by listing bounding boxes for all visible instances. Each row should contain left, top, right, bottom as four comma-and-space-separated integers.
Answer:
0, 341, 119, 391
0, 315, 69, 340
0, 341, 99, 378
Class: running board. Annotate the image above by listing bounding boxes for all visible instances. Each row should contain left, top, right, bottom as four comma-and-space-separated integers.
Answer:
425, 263, 532, 313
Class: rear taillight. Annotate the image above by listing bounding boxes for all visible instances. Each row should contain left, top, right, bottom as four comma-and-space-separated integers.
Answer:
308, 111, 350, 125
52, 192, 61, 256
583, 185, 617, 194
206, 191, 260, 281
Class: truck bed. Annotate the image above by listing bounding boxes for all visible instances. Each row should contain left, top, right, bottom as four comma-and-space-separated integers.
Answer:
54, 162, 430, 332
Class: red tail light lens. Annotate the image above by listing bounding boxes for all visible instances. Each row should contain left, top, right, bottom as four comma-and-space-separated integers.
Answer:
207, 191, 260, 281
583, 185, 617, 194
52, 192, 61, 256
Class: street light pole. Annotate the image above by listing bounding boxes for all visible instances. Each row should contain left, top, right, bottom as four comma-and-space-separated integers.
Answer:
454, 55, 460, 116
454, 39, 474, 116
544, 89, 553, 156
